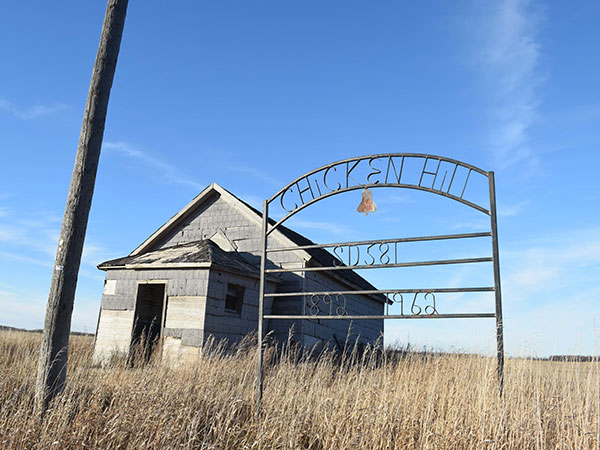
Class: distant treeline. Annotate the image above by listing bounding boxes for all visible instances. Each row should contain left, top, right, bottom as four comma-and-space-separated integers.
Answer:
0, 326, 597, 361
0, 325, 94, 337
515, 354, 598, 362
548, 355, 598, 362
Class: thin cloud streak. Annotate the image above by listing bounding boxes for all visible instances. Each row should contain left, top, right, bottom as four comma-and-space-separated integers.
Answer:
103, 141, 204, 191
385, 227, 600, 356
287, 219, 355, 236
228, 165, 282, 188
0, 222, 58, 257
0, 98, 68, 120
0, 289, 46, 329
497, 200, 528, 218
0, 250, 52, 268
501, 227, 600, 306
235, 192, 265, 210
0, 210, 110, 275
480, 0, 542, 169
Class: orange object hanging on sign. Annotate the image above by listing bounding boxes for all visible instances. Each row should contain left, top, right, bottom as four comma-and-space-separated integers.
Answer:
357, 188, 376, 215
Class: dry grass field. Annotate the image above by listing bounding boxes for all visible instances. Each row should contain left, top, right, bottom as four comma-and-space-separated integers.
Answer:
0, 331, 598, 449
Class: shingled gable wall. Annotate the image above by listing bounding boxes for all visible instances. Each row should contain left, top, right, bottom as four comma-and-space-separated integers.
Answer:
94, 184, 384, 365
148, 188, 384, 346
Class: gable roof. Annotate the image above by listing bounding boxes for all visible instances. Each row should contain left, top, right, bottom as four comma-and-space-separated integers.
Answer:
105, 183, 382, 298
98, 239, 272, 280
234, 193, 383, 295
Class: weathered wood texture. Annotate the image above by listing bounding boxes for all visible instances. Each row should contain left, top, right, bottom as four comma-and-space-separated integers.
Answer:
35, 0, 128, 414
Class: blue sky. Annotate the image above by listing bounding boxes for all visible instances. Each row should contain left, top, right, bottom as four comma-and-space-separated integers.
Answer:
1, 1, 598, 357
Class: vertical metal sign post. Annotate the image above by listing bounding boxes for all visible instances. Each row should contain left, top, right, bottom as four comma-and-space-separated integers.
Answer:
255, 154, 505, 413
488, 172, 504, 395
256, 200, 268, 413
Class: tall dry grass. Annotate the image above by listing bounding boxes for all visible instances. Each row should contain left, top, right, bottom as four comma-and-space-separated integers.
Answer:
0, 330, 598, 449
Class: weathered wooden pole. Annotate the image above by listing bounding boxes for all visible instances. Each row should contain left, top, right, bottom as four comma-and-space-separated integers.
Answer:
35, 0, 128, 415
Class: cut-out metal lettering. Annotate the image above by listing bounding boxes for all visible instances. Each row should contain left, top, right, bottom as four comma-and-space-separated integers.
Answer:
267, 154, 490, 233
385, 155, 404, 184
304, 291, 441, 318
256, 154, 505, 413
306, 293, 348, 317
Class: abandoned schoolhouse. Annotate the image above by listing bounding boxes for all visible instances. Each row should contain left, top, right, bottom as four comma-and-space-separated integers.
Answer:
93, 183, 385, 364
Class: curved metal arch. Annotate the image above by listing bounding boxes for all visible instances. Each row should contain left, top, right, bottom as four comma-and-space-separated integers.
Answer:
266, 153, 491, 235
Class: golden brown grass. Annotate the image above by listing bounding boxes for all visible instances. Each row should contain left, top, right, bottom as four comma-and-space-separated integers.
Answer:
0, 331, 598, 449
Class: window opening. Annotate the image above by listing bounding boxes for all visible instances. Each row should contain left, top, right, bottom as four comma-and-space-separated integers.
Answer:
225, 284, 244, 314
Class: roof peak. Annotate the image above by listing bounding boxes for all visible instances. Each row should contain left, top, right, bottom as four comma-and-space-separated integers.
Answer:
112, 182, 381, 296
129, 182, 254, 257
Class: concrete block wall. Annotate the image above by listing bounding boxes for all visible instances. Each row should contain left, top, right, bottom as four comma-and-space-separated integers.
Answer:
149, 193, 320, 346
150, 193, 383, 350
300, 271, 384, 350
101, 268, 209, 309
95, 191, 386, 364
93, 309, 135, 363
203, 270, 275, 346
94, 268, 210, 364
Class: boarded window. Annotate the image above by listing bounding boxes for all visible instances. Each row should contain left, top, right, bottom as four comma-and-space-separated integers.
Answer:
104, 279, 117, 295
225, 284, 244, 314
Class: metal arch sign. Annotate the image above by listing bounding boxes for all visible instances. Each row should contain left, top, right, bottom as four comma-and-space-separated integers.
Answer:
256, 153, 504, 410
268, 153, 491, 231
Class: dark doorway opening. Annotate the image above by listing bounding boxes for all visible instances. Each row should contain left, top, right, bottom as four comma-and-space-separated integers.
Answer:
130, 283, 166, 362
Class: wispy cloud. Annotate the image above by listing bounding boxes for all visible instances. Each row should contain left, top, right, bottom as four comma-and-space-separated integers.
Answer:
0, 285, 101, 332
207, 151, 283, 188
0, 221, 57, 257
500, 238, 600, 356
0, 289, 45, 329
81, 242, 112, 268
0, 224, 28, 243
497, 200, 528, 218
0, 98, 68, 120
385, 226, 600, 356
479, 0, 542, 169
286, 218, 355, 236
236, 192, 265, 210
0, 250, 52, 268
377, 193, 414, 206
450, 219, 490, 231
228, 165, 282, 188
501, 227, 600, 306
0, 210, 109, 279
103, 141, 204, 191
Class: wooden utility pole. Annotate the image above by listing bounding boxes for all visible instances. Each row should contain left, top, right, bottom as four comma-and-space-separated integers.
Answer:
35, 0, 128, 415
